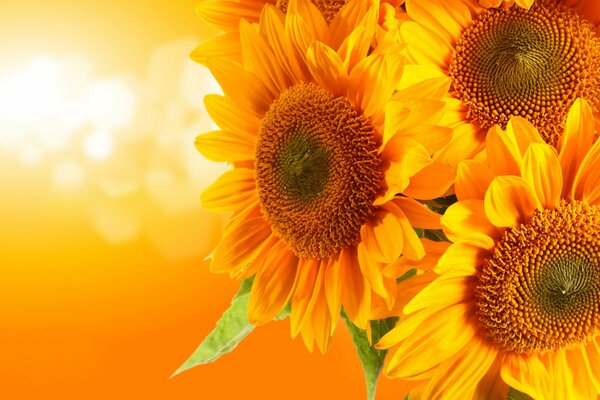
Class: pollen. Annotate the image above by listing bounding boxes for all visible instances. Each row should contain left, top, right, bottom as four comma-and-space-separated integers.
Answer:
475, 200, 600, 354
449, 2, 600, 146
277, 0, 347, 23
255, 83, 383, 259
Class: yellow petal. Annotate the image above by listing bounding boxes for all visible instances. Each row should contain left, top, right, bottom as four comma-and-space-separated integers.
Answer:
393, 197, 441, 229
500, 353, 551, 400
196, 0, 262, 31
402, 21, 450, 68
195, 130, 255, 162
260, 5, 301, 83
441, 200, 501, 251
204, 94, 260, 134
340, 246, 371, 329
377, 136, 432, 204
210, 215, 271, 275
290, 258, 319, 337
405, 0, 467, 45
327, 0, 378, 49
201, 168, 256, 212
423, 336, 497, 400
248, 241, 298, 325
207, 58, 273, 116
581, 340, 600, 393
384, 201, 426, 261
386, 303, 476, 379
455, 160, 495, 201
402, 160, 455, 200
307, 41, 349, 97
521, 143, 562, 209
484, 176, 538, 228
300, 261, 333, 353
323, 256, 342, 333
474, 360, 510, 400
239, 19, 290, 95
375, 290, 442, 348
505, 116, 544, 158
435, 122, 486, 170
360, 210, 404, 264
403, 272, 473, 314
558, 98, 595, 198
190, 32, 242, 65
357, 242, 389, 300
486, 126, 521, 176
435, 241, 488, 276
572, 138, 600, 204
348, 52, 402, 119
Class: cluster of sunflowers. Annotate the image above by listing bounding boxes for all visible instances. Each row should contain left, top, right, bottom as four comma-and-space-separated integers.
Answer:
177, 0, 600, 398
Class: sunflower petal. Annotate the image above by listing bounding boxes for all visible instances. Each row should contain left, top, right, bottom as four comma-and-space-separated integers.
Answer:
393, 197, 441, 229
558, 98, 595, 198
521, 143, 562, 209
190, 32, 242, 65
484, 176, 539, 228
500, 353, 551, 400
195, 130, 255, 162
340, 246, 371, 329
442, 199, 501, 251
201, 168, 256, 212
210, 215, 271, 275
423, 336, 497, 400
572, 137, 600, 204
385, 303, 477, 379
204, 94, 260, 134
248, 241, 298, 325
455, 160, 495, 201
290, 258, 319, 337
307, 41, 349, 97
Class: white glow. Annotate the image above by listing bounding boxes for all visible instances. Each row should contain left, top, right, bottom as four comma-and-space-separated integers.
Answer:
0, 57, 62, 124
84, 131, 114, 160
53, 160, 85, 188
85, 79, 137, 130
19, 146, 42, 167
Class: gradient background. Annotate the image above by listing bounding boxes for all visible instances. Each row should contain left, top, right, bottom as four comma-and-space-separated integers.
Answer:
0, 1, 411, 398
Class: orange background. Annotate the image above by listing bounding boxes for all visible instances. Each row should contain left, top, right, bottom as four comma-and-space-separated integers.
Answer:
0, 2, 410, 399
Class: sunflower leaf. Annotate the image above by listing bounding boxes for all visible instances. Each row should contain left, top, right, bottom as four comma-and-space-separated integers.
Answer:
507, 388, 531, 400
343, 310, 397, 400
171, 277, 289, 377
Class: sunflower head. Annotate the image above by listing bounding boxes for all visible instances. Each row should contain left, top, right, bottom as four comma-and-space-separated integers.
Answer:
376, 99, 600, 399
196, 0, 449, 353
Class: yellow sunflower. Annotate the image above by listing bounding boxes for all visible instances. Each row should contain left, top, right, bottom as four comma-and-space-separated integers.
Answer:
196, 1, 447, 352
376, 98, 600, 399
191, 0, 404, 64
399, 0, 600, 177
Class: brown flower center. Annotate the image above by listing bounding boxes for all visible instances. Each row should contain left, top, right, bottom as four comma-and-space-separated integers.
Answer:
255, 83, 382, 259
277, 0, 347, 23
449, 2, 600, 146
476, 200, 600, 354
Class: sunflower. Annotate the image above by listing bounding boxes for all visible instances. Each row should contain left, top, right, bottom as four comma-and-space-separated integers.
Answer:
376, 98, 600, 399
399, 0, 600, 181
196, 0, 447, 352
191, 0, 404, 64
479, 0, 533, 8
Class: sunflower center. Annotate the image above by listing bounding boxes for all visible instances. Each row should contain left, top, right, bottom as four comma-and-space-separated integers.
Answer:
255, 83, 382, 259
449, 2, 600, 146
277, 0, 347, 23
475, 200, 600, 354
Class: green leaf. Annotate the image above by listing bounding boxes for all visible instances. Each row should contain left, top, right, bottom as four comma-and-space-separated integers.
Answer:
343, 311, 397, 400
507, 388, 531, 400
171, 277, 289, 377
397, 268, 417, 283
423, 229, 448, 242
